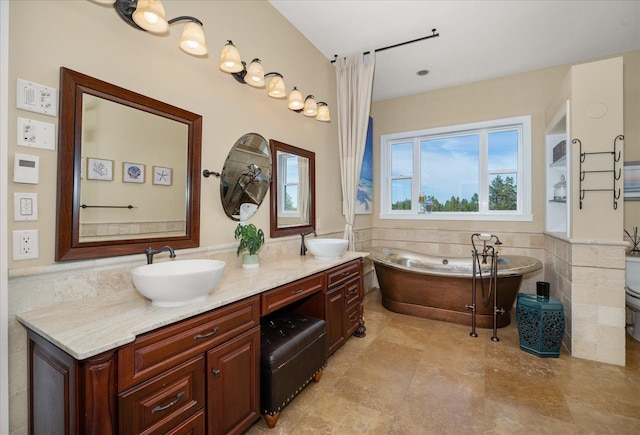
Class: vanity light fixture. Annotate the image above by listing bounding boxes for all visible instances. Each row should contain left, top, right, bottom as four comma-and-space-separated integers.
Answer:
316, 102, 330, 122
244, 59, 265, 87
302, 95, 318, 117
112, 0, 207, 56
219, 41, 330, 122
220, 40, 244, 73
287, 87, 304, 111
267, 73, 286, 98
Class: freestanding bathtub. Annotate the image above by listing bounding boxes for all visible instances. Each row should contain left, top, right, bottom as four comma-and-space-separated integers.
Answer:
370, 247, 542, 328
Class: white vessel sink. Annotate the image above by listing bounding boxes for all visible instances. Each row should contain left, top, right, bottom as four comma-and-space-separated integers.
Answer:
131, 259, 226, 307
305, 238, 349, 260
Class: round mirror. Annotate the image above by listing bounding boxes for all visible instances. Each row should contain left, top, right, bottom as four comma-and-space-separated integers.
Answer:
220, 133, 272, 221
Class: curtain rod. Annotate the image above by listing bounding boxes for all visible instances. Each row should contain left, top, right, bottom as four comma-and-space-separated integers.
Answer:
331, 28, 439, 63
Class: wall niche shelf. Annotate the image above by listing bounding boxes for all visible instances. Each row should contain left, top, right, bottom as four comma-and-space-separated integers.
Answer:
545, 101, 570, 236
574, 134, 623, 210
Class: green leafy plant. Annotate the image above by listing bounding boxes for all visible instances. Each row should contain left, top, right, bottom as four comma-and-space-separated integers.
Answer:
234, 223, 265, 256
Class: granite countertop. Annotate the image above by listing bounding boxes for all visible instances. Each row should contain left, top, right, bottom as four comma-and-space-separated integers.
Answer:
17, 252, 367, 360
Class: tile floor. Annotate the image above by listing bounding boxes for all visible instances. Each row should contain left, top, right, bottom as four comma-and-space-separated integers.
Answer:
246, 290, 640, 434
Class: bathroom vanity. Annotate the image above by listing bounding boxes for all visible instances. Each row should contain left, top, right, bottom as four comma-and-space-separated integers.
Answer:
18, 254, 365, 435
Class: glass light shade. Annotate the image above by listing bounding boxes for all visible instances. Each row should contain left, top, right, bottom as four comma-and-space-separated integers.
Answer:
244, 59, 265, 87
267, 76, 286, 98
288, 87, 304, 110
316, 104, 330, 122
303, 96, 318, 117
132, 0, 169, 33
219, 41, 243, 73
179, 22, 207, 56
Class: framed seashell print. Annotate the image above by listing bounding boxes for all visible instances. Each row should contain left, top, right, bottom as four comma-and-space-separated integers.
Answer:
123, 162, 145, 183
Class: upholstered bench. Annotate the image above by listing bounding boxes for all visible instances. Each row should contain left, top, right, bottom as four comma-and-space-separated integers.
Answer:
260, 312, 327, 428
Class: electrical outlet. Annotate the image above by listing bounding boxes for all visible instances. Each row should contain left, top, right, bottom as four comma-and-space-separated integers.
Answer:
12, 230, 39, 260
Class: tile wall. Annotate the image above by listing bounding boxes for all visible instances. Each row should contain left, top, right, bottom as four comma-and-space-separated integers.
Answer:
545, 234, 627, 365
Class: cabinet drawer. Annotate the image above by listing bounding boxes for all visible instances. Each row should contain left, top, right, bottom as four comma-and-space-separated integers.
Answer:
119, 296, 259, 390
345, 304, 360, 337
166, 409, 205, 435
327, 260, 360, 288
119, 355, 205, 435
261, 273, 324, 315
344, 276, 362, 308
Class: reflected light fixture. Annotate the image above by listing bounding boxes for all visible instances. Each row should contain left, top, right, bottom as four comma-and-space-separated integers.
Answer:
112, 0, 207, 56
219, 41, 330, 122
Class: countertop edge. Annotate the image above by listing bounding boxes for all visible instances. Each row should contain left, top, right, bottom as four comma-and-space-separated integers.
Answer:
17, 252, 368, 360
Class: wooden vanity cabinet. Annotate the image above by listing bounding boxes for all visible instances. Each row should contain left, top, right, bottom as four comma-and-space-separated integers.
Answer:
118, 296, 260, 435
27, 296, 260, 435
324, 259, 364, 355
25, 259, 365, 434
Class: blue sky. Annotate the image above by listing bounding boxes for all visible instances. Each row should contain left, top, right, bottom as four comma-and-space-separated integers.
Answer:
391, 129, 518, 204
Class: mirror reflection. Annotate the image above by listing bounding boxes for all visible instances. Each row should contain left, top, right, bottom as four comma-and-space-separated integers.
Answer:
56, 67, 202, 261
80, 94, 188, 242
220, 133, 271, 221
269, 140, 316, 237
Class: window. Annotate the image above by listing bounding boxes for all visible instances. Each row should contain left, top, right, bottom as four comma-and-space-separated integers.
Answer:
278, 152, 300, 217
380, 116, 532, 221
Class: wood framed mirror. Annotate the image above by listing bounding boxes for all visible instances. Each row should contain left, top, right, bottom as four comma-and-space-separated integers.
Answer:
269, 139, 315, 238
56, 67, 202, 261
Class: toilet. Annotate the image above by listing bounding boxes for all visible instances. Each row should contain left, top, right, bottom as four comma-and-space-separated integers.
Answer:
625, 256, 640, 341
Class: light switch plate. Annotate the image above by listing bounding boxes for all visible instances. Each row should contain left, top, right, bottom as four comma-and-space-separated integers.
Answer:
14, 193, 38, 221
16, 78, 58, 117
13, 153, 39, 184
17, 117, 56, 150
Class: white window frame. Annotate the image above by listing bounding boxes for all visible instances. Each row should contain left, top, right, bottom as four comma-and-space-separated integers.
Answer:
277, 152, 300, 218
380, 115, 532, 221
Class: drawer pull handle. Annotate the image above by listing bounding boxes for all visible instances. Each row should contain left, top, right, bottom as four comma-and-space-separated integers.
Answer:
350, 315, 358, 322
152, 392, 184, 414
194, 327, 219, 340
350, 289, 358, 295
341, 271, 350, 276
292, 288, 304, 295
212, 369, 221, 378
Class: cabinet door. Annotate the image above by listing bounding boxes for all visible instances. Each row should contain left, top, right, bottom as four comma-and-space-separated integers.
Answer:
207, 327, 260, 435
325, 286, 345, 355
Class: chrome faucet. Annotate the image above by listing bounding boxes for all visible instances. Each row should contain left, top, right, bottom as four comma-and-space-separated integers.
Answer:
300, 230, 317, 256
145, 246, 176, 264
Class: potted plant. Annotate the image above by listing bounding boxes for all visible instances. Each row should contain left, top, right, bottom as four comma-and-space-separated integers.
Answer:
234, 223, 265, 269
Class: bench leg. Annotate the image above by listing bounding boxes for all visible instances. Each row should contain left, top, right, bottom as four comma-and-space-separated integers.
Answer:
264, 412, 280, 429
313, 369, 324, 383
